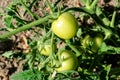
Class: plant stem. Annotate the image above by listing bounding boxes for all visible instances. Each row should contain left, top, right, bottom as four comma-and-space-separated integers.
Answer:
64, 7, 108, 28
50, 32, 55, 58
91, 0, 98, 8
95, 7, 110, 27
46, 0, 54, 13
64, 7, 94, 15
110, 11, 116, 28
24, 0, 38, 18
41, 29, 52, 42
38, 32, 55, 70
20, 0, 36, 19
0, 14, 54, 40
46, 0, 55, 58
86, 0, 91, 7
110, 0, 119, 28
38, 57, 51, 70
65, 40, 81, 57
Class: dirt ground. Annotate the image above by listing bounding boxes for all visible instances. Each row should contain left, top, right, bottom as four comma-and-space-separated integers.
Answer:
0, 0, 119, 80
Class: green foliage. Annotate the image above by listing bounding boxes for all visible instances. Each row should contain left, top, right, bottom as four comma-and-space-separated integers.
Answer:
2, 51, 15, 58
99, 42, 120, 54
100, 65, 111, 80
0, 0, 120, 80
10, 69, 43, 80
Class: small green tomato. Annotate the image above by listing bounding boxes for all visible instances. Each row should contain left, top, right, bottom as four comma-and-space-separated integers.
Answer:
38, 45, 51, 56
55, 50, 78, 72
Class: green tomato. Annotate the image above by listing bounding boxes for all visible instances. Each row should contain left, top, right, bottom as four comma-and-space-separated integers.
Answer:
38, 45, 51, 56
91, 34, 103, 53
81, 34, 103, 53
38, 44, 56, 56
52, 12, 78, 39
55, 50, 78, 72
81, 34, 93, 48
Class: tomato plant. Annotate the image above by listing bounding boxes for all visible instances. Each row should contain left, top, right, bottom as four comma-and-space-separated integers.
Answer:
81, 33, 104, 53
55, 50, 78, 72
1, 0, 120, 80
52, 12, 78, 39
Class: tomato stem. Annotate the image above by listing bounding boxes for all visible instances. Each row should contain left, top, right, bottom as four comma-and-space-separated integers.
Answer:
64, 7, 109, 29
0, 14, 55, 41
86, 0, 91, 7
50, 32, 55, 58
20, 0, 38, 19
65, 40, 81, 57
96, 7, 110, 27
46, 0, 54, 14
110, 10, 116, 28
38, 32, 55, 70
90, 0, 98, 9
110, 0, 119, 28
64, 7, 94, 15
41, 29, 52, 42
38, 57, 51, 70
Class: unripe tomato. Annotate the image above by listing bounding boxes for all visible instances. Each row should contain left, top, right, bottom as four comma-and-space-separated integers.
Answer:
81, 34, 103, 53
38, 44, 56, 56
55, 50, 78, 72
52, 12, 78, 39
81, 34, 93, 48
91, 34, 103, 53
38, 45, 51, 56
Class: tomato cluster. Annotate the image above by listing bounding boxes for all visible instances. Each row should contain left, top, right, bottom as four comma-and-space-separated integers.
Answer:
81, 33, 104, 53
38, 12, 104, 72
38, 44, 78, 72
50, 12, 79, 71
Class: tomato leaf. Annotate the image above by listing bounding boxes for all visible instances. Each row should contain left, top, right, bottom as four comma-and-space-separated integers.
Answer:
0, 13, 3, 16
4, 15, 14, 31
2, 51, 14, 58
80, 0, 88, 4
100, 65, 111, 80
77, 28, 82, 38
10, 69, 43, 80
99, 42, 120, 54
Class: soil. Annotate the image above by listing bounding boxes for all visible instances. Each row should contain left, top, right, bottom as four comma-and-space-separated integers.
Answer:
0, 0, 119, 80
